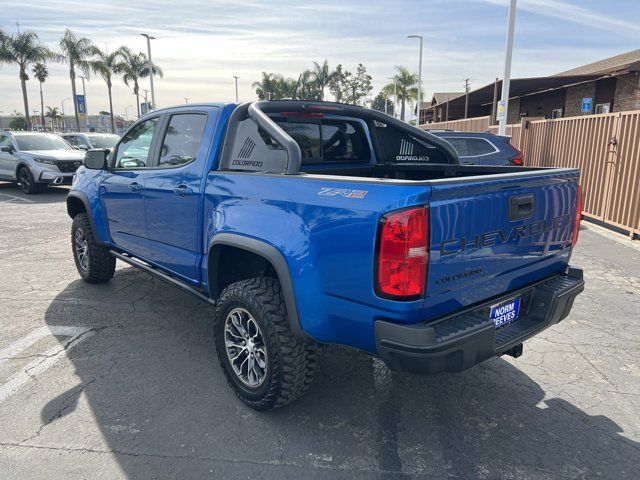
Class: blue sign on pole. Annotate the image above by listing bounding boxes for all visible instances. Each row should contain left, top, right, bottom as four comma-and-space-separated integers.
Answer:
581, 97, 592, 114
76, 94, 86, 114
140, 102, 148, 116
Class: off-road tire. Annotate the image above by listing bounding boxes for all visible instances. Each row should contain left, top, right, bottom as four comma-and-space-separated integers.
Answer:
18, 167, 45, 194
71, 213, 116, 283
214, 277, 317, 410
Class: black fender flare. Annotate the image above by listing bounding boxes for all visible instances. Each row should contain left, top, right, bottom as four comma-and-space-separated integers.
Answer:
208, 233, 304, 338
66, 191, 106, 246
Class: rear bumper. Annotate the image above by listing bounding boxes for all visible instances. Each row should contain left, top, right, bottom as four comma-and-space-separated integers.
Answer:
375, 267, 584, 375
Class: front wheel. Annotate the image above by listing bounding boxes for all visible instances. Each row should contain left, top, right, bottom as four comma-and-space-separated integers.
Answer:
71, 213, 116, 283
18, 167, 45, 194
214, 277, 317, 410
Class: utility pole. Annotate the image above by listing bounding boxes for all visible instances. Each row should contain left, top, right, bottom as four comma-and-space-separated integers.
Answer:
463, 78, 471, 119
233, 76, 239, 102
140, 33, 156, 110
407, 34, 424, 125
498, 0, 518, 135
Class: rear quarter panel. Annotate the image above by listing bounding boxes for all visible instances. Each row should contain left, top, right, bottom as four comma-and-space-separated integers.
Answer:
203, 173, 432, 352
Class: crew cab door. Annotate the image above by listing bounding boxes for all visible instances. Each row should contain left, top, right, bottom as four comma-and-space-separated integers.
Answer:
100, 116, 160, 258
144, 109, 214, 284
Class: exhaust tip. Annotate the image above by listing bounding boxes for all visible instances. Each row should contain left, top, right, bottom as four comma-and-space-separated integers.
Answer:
53, 177, 63, 185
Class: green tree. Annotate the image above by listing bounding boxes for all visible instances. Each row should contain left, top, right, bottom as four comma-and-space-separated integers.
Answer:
0, 32, 53, 130
32, 62, 48, 129
9, 114, 27, 130
329, 63, 372, 105
119, 47, 163, 118
59, 29, 95, 131
90, 46, 128, 132
295, 69, 321, 100
253, 72, 296, 100
45, 106, 61, 131
387, 66, 418, 121
372, 91, 394, 116
311, 60, 336, 101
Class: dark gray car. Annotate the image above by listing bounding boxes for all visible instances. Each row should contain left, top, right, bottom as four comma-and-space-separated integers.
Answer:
429, 130, 524, 166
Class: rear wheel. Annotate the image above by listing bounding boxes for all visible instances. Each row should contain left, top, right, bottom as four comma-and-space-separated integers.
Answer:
18, 167, 45, 194
71, 213, 116, 283
214, 277, 317, 410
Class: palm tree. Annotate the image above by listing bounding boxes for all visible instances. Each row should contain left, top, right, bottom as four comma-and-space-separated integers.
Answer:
0, 32, 53, 130
119, 47, 163, 118
45, 106, 61, 131
59, 29, 95, 131
387, 66, 418, 121
296, 69, 321, 100
252, 72, 279, 100
32, 62, 48, 129
90, 46, 127, 133
312, 60, 336, 101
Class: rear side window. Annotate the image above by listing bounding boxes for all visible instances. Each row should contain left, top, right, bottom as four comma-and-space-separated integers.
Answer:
442, 138, 470, 156
158, 113, 207, 167
274, 118, 370, 165
467, 138, 496, 156
442, 137, 497, 157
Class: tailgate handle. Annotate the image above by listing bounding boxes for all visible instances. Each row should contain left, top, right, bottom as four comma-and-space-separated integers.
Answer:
509, 194, 534, 221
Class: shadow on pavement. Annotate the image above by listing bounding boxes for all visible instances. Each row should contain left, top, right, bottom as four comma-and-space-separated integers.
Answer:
0, 182, 69, 204
43, 267, 640, 478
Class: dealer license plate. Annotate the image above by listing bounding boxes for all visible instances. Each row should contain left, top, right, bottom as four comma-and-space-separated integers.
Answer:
490, 296, 521, 329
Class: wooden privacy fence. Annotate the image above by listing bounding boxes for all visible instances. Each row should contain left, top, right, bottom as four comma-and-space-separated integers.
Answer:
422, 111, 640, 237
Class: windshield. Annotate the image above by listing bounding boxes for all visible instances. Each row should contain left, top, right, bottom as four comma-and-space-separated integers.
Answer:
88, 134, 120, 149
15, 134, 74, 151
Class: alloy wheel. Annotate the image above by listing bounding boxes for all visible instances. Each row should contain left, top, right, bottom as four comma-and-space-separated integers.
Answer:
224, 307, 268, 388
74, 227, 89, 272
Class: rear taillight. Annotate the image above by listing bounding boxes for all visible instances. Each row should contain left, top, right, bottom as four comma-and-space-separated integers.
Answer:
511, 147, 524, 166
376, 207, 429, 299
572, 184, 582, 247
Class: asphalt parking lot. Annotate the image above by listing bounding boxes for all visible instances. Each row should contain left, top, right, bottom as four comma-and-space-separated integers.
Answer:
0, 182, 639, 479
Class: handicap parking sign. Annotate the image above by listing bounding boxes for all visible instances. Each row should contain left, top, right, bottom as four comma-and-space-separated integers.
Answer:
581, 97, 592, 113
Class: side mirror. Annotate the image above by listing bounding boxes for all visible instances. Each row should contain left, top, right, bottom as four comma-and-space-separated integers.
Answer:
84, 149, 110, 170
78, 145, 90, 151
0, 145, 15, 154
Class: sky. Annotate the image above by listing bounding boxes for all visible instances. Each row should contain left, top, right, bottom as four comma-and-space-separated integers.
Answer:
1, 0, 639, 120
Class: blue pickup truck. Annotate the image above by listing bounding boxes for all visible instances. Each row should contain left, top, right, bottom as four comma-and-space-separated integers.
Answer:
67, 101, 584, 410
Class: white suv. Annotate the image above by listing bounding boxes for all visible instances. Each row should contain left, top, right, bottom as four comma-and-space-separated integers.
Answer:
0, 132, 86, 194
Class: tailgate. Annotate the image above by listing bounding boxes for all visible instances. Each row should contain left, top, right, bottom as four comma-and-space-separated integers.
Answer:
424, 169, 580, 318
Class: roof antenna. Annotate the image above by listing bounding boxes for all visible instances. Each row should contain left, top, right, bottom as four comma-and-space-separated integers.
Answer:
292, 73, 302, 100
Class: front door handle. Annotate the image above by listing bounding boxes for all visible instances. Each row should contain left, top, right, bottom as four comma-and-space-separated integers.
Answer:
129, 182, 143, 193
173, 184, 194, 197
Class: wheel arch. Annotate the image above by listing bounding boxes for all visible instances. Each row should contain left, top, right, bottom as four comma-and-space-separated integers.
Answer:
66, 192, 106, 246
207, 233, 304, 338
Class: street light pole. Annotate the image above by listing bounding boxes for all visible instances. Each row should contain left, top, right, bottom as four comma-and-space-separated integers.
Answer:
408, 34, 423, 126
233, 75, 239, 102
498, 0, 518, 135
140, 33, 156, 110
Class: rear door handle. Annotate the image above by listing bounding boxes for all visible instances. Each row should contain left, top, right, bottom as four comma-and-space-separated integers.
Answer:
173, 184, 193, 197
129, 182, 143, 192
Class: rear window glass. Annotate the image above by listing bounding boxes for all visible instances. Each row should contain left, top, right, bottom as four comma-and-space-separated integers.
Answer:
273, 118, 370, 165
443, 137, 496, 157
468, 138, 496, 155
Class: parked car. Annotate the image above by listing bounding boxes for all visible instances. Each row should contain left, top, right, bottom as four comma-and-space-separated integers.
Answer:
67, 101, 584, 410
61, 132, 120, 150
0, 131, 85, 193
429, 130, 524, 166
